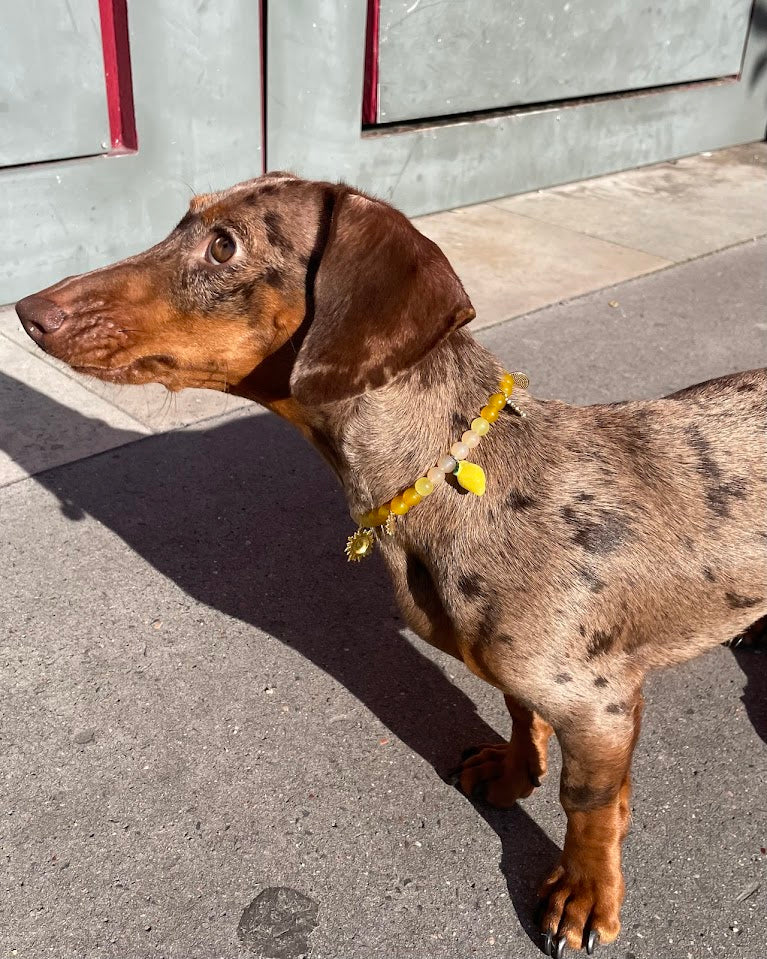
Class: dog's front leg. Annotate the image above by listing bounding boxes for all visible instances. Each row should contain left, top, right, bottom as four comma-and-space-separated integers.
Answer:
539, 692, 644, 955
457, 694, 553, 805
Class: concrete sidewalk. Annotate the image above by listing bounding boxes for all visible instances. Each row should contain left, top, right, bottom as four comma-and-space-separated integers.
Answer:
1, 150, 766, 959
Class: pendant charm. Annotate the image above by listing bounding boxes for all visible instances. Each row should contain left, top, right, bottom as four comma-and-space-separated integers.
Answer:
454, 460, 486, 496
384, 513, 397, 536
511, 371, 529, 390
345, 528, 375, 562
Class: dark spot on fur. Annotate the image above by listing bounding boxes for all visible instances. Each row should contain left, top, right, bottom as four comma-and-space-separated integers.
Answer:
578, 566, 606, 593
594, 676, 609, 688
578, 624, 586, 637
686, 425, 720, 479
703, 567, 716, 582
451, 412, 465, 435
561, 505, 579, 527
685, 426, 748, 518
263, 266, 284, 289
264, 210, 294, 254
457, 573, 485, 600
478, 599, 500, 641
587, 627, 619, 658
736, 383, 757, 393
725, 591, 762, 610
606, 702, 626, 714
563, 506, 631, 554
257, 183, 279, 195
555, 672, 573, 684
706, 478, 747, 517
576, 492, 595, 503
506, 489, 538, 511
561, 783, 617, 811
682, 536, 695, 552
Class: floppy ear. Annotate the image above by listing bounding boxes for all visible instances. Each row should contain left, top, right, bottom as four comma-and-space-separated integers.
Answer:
290, 188, 475, 405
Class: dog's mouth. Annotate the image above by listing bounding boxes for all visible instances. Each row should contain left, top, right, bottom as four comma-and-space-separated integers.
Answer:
71, 355, 175, 384
71, 354, 231, 392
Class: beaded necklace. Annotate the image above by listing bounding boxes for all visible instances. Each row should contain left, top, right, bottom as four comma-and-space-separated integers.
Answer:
345, 369, 529, 561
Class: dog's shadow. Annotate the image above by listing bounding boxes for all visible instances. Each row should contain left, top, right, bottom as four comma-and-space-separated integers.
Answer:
2, 372, 558, 949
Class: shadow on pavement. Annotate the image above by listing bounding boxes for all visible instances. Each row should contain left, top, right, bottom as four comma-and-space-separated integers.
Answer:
1, 370, 561, 949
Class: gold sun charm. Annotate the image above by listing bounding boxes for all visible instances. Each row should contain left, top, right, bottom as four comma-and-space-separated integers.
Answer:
345, 528, 375, 562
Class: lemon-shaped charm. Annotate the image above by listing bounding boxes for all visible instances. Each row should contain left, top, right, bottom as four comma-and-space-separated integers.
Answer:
345, 528, 375, 562
454, 460, 486, 496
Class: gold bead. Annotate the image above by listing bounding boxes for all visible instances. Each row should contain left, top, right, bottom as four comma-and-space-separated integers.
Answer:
390, 495, 409, 515
488, 392, 507, 410
480, 405, 500, 423
403, 487, 422, 508
471, 416, 490, 436
511, 371, 529, 390
499, 373, 515, 395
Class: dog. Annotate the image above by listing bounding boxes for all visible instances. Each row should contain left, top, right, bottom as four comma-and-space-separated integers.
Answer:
16, 173, 767, 956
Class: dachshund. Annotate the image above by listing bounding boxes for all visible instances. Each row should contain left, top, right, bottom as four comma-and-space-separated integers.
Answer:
16, 172, 767, 955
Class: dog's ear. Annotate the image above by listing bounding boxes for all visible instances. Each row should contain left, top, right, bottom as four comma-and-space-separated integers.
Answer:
290, 188, 475, 405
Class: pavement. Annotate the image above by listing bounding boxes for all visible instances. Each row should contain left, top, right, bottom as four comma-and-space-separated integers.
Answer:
1, 145, 766, 959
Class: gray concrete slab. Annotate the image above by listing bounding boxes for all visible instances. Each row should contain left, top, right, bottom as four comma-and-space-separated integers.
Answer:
416, 204, 670, 330
493, 144, 767, 263
1, 241, 766, 959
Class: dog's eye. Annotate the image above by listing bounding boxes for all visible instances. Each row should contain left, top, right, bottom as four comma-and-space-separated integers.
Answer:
207, 233, 236, 264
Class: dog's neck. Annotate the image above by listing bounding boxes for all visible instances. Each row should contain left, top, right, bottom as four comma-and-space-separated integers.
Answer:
301, 330, 507, 516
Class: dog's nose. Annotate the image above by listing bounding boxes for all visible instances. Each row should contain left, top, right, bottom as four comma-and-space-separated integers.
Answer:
16, 295, 70, 340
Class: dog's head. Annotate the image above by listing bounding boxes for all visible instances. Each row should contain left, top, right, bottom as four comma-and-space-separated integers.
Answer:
16, 174, 474, 408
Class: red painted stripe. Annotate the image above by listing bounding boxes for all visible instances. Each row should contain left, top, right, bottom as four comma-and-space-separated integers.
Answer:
260, 0, 267, 172
98, 0, 137, 151
362, 0, 380, 125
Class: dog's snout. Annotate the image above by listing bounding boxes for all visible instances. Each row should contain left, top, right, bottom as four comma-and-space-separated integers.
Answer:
16, 295, 70, 341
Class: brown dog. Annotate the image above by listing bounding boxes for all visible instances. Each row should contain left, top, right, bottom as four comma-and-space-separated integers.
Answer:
16, 173, 767, 956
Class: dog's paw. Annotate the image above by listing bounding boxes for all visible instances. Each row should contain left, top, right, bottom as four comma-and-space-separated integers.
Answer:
454, 741, 541, 807
537, 859, 623, 954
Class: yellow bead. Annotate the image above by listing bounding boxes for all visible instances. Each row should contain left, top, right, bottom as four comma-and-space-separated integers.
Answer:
403, 487, 422, 508
488, 392, 507, 410
414, 476, 434, 497
390, 495, 409, 515
454, 460, 486, 496
471, 417, 490, 436
360, 511, 376, 527
375, 504, 391, 524
480, 405, 500, 423
499, 373, 515, 396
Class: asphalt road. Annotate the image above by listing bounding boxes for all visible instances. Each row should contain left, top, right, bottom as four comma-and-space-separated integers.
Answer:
1, 239, 766, 959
